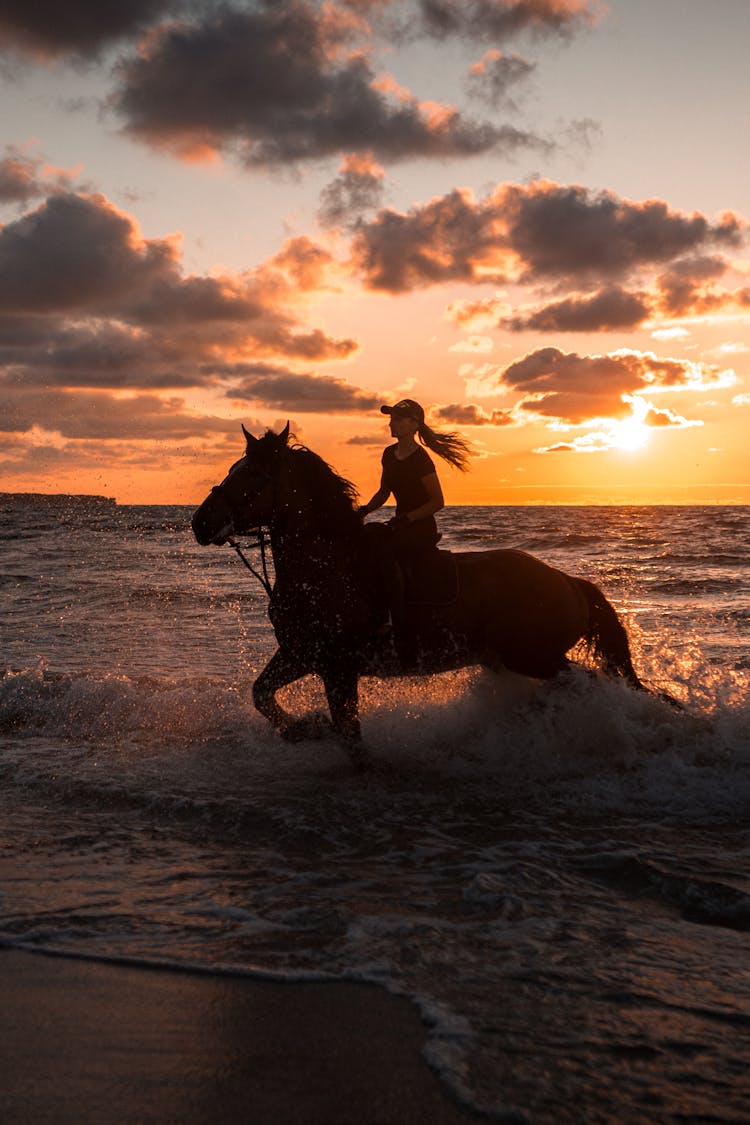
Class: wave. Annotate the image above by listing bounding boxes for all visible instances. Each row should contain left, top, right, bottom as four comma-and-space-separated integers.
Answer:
2, 658, 749, 829
576, 851, 750, 932
647, 577, 743, 596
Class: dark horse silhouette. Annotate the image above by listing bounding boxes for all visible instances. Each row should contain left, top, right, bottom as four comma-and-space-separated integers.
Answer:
192, 424, 645, 761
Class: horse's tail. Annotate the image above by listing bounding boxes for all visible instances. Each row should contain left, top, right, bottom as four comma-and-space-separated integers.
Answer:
577, 578, 644, 690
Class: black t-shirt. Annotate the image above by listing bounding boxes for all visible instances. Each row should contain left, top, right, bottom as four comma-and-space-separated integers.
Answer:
381, 444, 437, 516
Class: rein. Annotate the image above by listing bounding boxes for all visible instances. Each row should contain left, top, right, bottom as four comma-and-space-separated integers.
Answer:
227, 530, 273, 599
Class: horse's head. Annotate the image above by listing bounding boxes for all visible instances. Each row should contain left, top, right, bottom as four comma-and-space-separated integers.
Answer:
191, 422, 290, 546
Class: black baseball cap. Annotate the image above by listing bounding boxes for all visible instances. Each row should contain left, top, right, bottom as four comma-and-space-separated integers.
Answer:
380, 399, 424, 423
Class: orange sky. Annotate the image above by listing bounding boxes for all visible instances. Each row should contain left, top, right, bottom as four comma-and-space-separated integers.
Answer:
1, 0, 749, 505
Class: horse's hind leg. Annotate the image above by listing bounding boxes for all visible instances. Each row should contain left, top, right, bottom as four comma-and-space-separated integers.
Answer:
252, 648, 309, 737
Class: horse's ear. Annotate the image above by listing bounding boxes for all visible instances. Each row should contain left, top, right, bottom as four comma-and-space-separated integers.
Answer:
242, 424, 257, 445
279, 421, 290, 445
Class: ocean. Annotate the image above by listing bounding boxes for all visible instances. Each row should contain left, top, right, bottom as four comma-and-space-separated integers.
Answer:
1, 497, 749, 1121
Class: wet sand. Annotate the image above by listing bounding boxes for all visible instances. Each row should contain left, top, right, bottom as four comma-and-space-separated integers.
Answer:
0, 949, 479, 1124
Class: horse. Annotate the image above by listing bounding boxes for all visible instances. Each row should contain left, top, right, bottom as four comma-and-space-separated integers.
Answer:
192, 423, 646, 763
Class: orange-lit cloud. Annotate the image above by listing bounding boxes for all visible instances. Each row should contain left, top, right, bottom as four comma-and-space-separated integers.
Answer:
352, 180, 745, 292
476, 346, 735, 440
0, 192, 357, 398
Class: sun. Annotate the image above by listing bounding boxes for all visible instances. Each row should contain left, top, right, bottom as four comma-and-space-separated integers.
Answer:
610, 416, 651, 452
610, 397, 652, 452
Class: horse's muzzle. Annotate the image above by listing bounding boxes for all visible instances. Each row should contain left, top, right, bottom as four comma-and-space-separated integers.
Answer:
191, 504, 232, 546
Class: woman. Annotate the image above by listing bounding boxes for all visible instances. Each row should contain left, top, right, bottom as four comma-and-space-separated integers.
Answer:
359, 399, 471, 662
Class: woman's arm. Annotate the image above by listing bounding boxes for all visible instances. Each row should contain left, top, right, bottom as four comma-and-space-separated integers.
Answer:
359, 468, 391, 515
403, 472, 444, 522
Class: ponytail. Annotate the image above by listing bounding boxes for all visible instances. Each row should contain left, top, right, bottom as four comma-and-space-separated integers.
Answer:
417, 422, 471, 472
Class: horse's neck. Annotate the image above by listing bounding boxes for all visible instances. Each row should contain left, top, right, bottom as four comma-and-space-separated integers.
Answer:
270, 525, 356, 581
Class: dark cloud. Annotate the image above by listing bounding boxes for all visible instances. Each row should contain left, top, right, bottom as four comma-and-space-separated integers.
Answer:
0, 191, 357, 399
0, 0, 176, 59
318, 153, 386, 228
224, 365, 381, 414
504, 285, 652, 332
0, 386, 240, 440
344, 433, 386, 446
415, 0, 600, 41
0, 151, 41, 203
655, 255, 728, 317
351, 180, 744, 292
433, 402, 515, 426
499, 346, 704, 424
0, 192, 177, 313
112, 3, 545, 166
0, 322, 193, 389
466, 50, 535, 108
503, 183, 743, 283
0, 147, 82, 203
351, 188, 504, 292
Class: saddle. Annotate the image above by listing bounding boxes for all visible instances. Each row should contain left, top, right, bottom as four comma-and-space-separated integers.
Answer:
402, 547, 458, 607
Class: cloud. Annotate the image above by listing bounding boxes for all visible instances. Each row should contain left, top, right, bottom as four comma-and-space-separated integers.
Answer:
639, 401, 700, 429
502, 347, 641, 422
0, 386, 241, 441
344, 433, 387, 446
223, 365, 382, 413
318, 153, 387, 228
504, 285, 652, 332
351, 180, 744, 292
0, 191, 357, 396
0, 146, 83, 203
414, 0, 601, 41
466, 50, 535, 108
351, 187, 507, 292
447, 295, 508, 326
655, 254, 729, 317
498, 346, 721, 425
0, 191, 178, 313
448, 335, 494, 352
0, 0, 176, 59
112, 3, 547, 167
502, 185, 744, 284
433, 402, 516, 426
533, 392, 702, 454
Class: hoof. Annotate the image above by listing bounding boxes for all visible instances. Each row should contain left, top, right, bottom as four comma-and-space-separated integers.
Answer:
279, 711, 333, 742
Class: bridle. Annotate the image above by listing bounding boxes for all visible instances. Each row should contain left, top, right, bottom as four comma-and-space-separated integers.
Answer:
209, 476, 274, 599
227, 529, 273, 599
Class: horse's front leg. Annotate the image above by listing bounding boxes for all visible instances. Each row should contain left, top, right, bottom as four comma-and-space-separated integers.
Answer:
252, 648, 309, 737
321, 664, 366, 763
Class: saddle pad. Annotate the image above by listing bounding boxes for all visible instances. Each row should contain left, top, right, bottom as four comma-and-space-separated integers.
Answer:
405, 549, 458, 606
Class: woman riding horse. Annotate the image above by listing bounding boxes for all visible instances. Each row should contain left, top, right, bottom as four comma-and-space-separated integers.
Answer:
359, 399, 471, 663
192, 424, 645, 762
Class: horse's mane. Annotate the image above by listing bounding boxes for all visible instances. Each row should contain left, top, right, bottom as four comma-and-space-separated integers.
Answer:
285, 440, 360, 535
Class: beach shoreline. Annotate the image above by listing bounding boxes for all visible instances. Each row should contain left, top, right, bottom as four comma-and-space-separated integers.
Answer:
0, 948, 480, 1124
